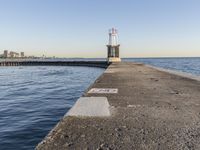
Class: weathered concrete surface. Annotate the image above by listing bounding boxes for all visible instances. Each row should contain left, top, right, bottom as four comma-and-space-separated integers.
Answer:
66, 97, 110, 117
36, 62, 200, 150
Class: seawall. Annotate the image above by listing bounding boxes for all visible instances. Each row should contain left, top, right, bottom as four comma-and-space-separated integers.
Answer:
0, 59, 108, 68
36, 61, 200, 149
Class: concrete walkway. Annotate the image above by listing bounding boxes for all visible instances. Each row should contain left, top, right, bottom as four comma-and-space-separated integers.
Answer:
37, 62, 200, 150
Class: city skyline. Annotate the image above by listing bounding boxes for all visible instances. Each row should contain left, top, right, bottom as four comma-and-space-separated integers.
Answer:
0, 0, 200, 58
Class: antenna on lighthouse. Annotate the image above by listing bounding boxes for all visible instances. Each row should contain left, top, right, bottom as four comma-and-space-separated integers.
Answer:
107, 28, 121, 62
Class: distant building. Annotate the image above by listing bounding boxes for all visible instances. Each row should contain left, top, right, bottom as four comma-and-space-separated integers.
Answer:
20, 52, 25, 57
1, 50, 27, 58
10, 51, 19, 58
3, 50, 9, 58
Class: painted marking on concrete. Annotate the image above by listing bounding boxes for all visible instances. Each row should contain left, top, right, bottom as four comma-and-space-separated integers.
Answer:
66, 97, 110, 117
88, 88, 118, 94
104, 69, 116, 73
104, 70, 115, 73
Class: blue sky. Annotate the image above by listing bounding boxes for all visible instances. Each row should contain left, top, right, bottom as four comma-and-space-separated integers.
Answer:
0, 0, 200, 58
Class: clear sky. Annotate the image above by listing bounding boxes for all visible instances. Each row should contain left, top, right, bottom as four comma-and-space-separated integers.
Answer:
0, 0, 200, 58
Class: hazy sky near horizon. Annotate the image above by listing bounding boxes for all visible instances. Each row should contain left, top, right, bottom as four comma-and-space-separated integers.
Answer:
0, 0, 200, 58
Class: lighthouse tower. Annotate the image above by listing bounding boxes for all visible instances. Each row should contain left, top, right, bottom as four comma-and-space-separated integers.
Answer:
107, 28, 121, 62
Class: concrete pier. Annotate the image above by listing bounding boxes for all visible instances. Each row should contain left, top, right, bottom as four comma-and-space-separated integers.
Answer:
36, 62, 200, 149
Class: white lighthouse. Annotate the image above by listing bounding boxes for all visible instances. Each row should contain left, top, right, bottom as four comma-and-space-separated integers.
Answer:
107, 28, 121, 62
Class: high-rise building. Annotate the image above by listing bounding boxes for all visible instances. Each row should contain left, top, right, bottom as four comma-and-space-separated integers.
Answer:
10, 51, 19, 58
10, 51, 14, 58
20, 52, 25, 57
107, 28, 121, 62
3, 50, 8, 58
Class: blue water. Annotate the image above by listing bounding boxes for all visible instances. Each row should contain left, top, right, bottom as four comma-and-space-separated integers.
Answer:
0, 66, 104, 150
124, 57, 200, 76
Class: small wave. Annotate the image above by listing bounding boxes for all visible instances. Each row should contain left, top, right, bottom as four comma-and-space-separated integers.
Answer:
42, 70, 66, 76
0, 66, 104, 150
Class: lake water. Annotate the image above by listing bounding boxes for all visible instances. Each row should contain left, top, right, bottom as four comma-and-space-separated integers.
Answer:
0, 66, 104, 150
0, 57, 200, 150
124, 57, 200, 76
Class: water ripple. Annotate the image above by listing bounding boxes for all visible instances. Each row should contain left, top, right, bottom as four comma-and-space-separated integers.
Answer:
0, 66, 104, 150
